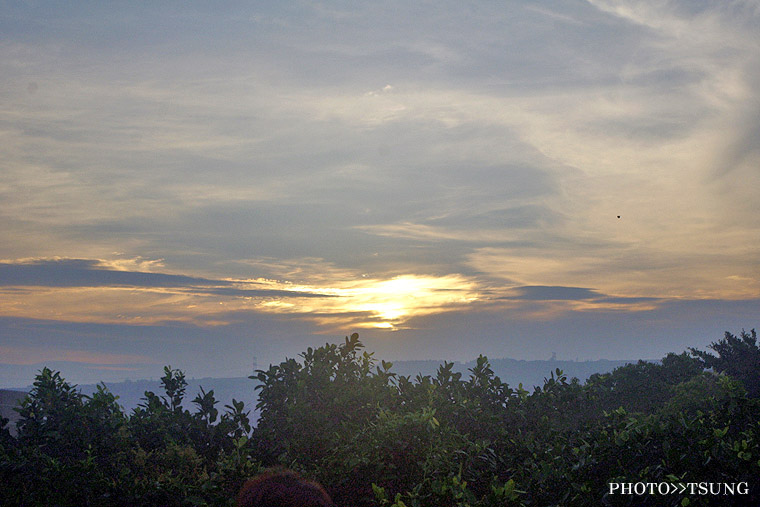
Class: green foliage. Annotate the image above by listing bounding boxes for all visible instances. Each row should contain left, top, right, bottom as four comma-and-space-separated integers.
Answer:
690, 329, 760, 397
1, 366, 258, 506
2, 368, 131, 505
252, 333, 397, 467
252, 332, 760, 506
1, 329, 759, 506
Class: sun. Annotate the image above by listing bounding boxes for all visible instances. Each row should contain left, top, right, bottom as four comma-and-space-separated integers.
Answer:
336, 274, 480, 329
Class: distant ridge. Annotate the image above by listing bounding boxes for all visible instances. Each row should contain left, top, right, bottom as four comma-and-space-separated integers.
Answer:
2, 357, 639, 423
80, 357, 636, 414
0, 388, 27, 436
389, 357, 638, 388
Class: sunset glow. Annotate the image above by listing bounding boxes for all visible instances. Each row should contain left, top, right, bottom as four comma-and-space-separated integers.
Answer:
1, 0, 757, 384
0, 266, 480, 331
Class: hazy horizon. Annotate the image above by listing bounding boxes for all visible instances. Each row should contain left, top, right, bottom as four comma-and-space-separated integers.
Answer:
2, 1, 758, 387
1, 343, 649, 389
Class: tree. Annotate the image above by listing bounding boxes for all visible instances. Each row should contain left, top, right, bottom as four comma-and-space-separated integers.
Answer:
691, 329, 760, 397
7, 368, 132, 504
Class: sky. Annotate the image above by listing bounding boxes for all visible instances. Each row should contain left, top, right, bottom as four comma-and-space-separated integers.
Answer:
1, 0, 758, 386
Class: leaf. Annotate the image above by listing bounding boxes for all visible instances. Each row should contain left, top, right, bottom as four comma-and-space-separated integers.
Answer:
372, 483, 388, 501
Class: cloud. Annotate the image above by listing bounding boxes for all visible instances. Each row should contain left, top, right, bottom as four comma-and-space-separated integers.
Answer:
509, 286, 602, 301
0, 258, 226, 288
467, 246, 760, 300
0, 257, 481, 330
4, 4, 754, 287
491, 285, 663, 316
199, 287, 336, 299
0, 258, 335, 297
0, 0, 758, 385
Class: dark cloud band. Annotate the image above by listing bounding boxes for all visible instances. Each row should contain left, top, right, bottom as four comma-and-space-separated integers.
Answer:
0, 259, 334, 298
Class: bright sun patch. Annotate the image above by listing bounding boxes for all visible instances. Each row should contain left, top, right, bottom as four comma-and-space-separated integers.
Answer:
256, 274, 481, 330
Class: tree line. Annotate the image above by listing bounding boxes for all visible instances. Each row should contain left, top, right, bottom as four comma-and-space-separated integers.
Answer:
1, 330, 759, 506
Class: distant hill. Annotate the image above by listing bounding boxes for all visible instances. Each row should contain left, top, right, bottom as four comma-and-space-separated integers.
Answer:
0, 389, 27, 436
390, 357, 636, 389
81, 357, 636, 415
80, 377, 262, 420
2, 357, 638, 430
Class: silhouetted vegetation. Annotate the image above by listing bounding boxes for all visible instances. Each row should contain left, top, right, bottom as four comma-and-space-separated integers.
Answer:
1, 330, 759, 506
690, 329, 760, 398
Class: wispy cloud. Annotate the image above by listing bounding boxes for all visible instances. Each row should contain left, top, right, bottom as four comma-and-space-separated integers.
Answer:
467, 246, 759, 300
509, 286, 602, 301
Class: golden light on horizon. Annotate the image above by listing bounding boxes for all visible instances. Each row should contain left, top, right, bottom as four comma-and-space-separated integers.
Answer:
0, 272, 481, 331
2, 250, 756, 336
334, 274, 480, 328
253, 273, 482, 330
